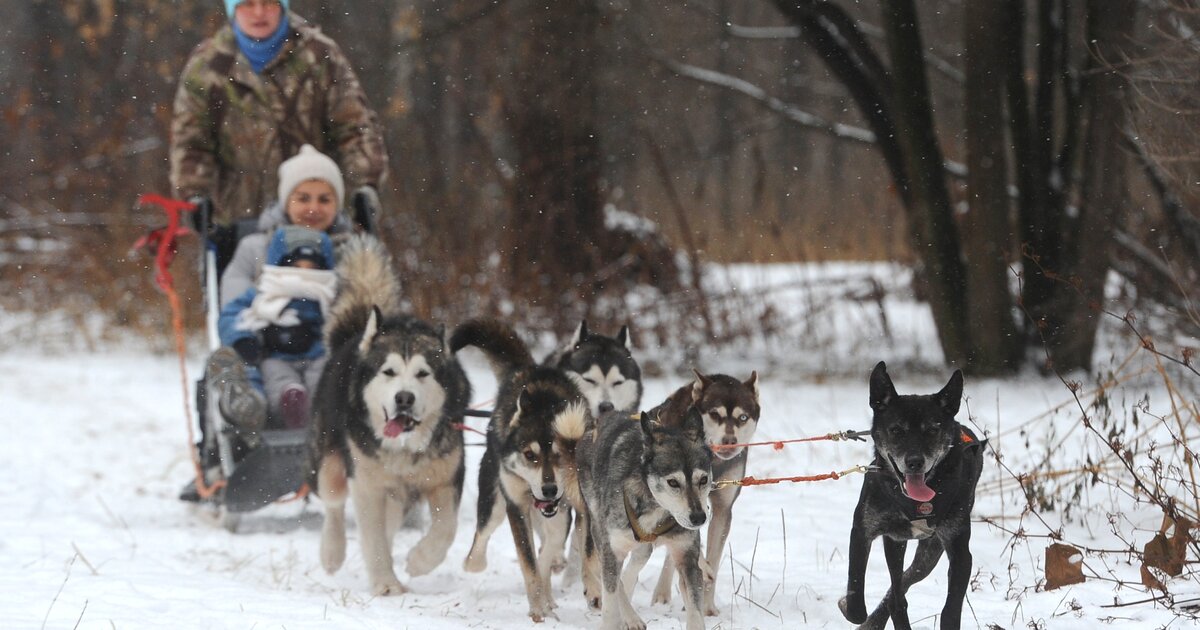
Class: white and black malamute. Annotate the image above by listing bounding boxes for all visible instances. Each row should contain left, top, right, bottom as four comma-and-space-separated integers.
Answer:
451, 318, 590, 622
546, 320, 643, 418
307, 234, 471, 596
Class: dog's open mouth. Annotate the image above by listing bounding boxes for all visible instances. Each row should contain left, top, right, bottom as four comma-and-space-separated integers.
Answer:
533, 497, 561, 517
889, 455, 936, 502
383, 411, 420, 438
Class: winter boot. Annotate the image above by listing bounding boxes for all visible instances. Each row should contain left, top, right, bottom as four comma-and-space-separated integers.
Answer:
207, 346, 267, 443
278, 385, 310, 430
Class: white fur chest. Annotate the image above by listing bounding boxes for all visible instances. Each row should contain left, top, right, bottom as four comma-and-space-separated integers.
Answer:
350, 441, 423, 484
909, 518, 936, 540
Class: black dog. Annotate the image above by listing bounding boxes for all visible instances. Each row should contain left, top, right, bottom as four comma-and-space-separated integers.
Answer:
839, 361, 985, 630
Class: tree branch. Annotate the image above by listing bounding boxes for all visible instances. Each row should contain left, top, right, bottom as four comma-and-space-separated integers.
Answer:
655, 56, 876, 144
653, 54, 969, 178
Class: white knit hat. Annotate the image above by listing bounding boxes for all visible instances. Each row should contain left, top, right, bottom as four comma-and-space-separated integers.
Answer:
277, 144, 344, 207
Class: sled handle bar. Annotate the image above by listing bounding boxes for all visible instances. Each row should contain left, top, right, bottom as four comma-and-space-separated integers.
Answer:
352, 188, 378, 235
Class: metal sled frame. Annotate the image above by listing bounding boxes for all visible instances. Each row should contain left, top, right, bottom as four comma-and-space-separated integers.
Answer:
195, 220, 309, 530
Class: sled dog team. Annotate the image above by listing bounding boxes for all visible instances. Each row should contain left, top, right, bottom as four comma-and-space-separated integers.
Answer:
305, 234, 984, 630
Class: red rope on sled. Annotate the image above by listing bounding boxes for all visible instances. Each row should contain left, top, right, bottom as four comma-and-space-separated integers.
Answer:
134, 195, 228, 500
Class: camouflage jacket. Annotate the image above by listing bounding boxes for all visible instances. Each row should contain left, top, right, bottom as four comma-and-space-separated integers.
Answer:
169, 13, 387, 224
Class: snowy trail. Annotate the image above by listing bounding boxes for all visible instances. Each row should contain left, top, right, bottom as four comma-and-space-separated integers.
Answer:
0, 342, 1183, 629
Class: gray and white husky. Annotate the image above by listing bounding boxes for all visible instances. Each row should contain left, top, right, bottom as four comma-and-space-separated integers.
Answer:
546, 320, 643, 418
626, 369, 761, 615
545, 320, 645, 585
451, 318, 591, 622
307, 234, 471, 596
578, 409, 714, 630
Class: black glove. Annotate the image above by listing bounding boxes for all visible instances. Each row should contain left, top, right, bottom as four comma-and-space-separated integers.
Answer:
232, 337, 262, 365
351, 185, 380, 234
187, 196, 214, 234
262, 323, 320, 355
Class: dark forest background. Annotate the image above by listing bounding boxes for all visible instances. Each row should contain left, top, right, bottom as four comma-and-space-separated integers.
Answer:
2, 0, 1197, 374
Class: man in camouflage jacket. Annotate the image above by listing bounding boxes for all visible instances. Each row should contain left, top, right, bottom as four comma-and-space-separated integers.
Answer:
170, 8, 388, 225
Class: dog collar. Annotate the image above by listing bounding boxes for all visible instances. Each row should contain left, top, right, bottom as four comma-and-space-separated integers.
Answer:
623, 491, 678, 543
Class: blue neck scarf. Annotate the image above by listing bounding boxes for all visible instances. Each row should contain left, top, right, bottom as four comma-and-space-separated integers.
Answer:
233, 15, 290, 74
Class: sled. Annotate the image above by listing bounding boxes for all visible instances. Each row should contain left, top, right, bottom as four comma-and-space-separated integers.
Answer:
165, 193, 379, 531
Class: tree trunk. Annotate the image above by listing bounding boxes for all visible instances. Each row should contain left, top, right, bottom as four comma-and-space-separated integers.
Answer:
963, 0, 1020, 374
880, 0, 970, 367
769, 1, 911, 208
714, 0, 736, 229
1047, 0, 1137, 371
503, 0, 604, 302
1019, 0, 1070, 338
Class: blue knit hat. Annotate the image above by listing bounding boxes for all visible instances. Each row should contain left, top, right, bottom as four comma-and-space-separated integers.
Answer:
225, 0, 289, 18
266, 225, 334, 269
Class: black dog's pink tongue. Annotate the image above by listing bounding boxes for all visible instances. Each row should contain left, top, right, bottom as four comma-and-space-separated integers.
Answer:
383, 420, 404, 438
904, 473, 936, 502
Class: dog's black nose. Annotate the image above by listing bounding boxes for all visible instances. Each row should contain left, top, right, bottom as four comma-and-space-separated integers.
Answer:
598, 401, 615, 414
689, 511, 707, 527
394, 391, 415, 409
904, 455, 925, 472
541, 483, 559, 499
721, 435, 738, 445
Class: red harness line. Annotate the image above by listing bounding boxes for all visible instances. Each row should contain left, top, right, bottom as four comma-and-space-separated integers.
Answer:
715, 465, 871, 489
452, 422, 489, 437
452, 399, 496, 437
135, 195, 229, 500
710, 428, 868, 452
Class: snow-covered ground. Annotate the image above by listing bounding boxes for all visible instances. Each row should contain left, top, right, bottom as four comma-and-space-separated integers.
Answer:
2, 263, 1192, 629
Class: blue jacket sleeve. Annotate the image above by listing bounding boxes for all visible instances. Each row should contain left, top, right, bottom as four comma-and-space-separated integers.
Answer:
218, 287, 259, 348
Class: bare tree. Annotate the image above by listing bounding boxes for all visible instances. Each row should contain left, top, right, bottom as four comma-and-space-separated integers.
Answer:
963, 0, 1020, 373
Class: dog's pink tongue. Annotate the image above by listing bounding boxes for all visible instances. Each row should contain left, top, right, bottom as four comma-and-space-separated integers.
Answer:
383, 420, 404, 438
904, 474, 936, 502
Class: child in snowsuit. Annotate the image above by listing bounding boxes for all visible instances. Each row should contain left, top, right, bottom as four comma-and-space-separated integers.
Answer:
218, 225, 337, 430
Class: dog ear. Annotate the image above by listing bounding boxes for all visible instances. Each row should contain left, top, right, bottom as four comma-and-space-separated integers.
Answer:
617, 325, 631, 351
681, 407, 706, 445
745, 370, 759, 402
435, 323, 448, 352
514, 388, 531, 426
937, 370, 964, 416
869, 361, 896, 411
359, 305, 382, 355
569, 320, 588, 348
691, 369, 711, 403
639, 411, 659, 438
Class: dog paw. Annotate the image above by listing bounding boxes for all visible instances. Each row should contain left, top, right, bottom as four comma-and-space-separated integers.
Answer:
371, 577, 408, 597
406, 544, 446, 577
703, 601, 721, 617
619, 613, 647, 630
839, 594, 867, 624
319, 538, 346, 574
527, 602, 559, 623
650, 584, 673, 606
463, 550, 487, 573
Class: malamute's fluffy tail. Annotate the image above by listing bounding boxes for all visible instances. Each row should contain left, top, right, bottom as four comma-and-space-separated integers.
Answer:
325, 233, 402, 351
449, 318, 535, 380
